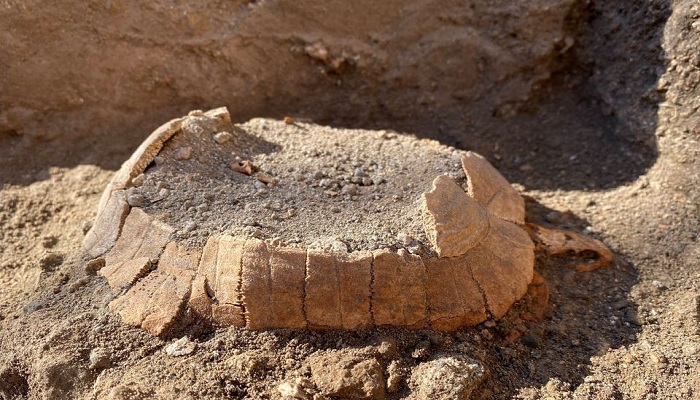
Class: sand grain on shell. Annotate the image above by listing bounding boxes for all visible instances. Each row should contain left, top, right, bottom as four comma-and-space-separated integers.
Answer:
135, 119, 467, 253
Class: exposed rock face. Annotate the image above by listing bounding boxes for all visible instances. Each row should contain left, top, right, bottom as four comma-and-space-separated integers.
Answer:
85, 108, 534, 336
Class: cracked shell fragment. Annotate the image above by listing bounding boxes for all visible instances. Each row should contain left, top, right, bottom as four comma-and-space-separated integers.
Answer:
84, 107, 535, 336
420, 174, 534, 323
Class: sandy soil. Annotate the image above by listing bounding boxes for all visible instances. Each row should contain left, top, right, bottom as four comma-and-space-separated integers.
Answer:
140, 117, 466, 252
1, 0, 699, 399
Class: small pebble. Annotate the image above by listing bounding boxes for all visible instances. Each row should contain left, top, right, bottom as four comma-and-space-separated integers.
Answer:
341, 184, 360, 196
651, 280, 667, 290
89, 347, 111, 369
81, 220, 92, 234
277, 382, 304, 399
213, 131, 232, 144
293, 173, 306, 182
182, 221, 197, 233
165, 337, 196, 357
126, 193, 148, 207
243, 226, 265, 239
84, 258, 105, 275
411, 341, 431, 359
174, 147, 193, 160
254, 180, 268, 190
386, 360, 404, 393
521, 332, 539, 348
372, 176, 385, 185
68, 276, 90, 293
353, 168, 368, 177
23, 299, 45, 314
39, 252, 64, 271
131, 173, 146, 187
257, 173, 278, 185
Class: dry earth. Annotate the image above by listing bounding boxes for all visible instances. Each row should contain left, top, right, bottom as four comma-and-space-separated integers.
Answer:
1, 0, 699, 399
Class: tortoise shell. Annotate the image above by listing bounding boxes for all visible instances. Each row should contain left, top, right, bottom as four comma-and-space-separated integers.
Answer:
84, 107, 533, 337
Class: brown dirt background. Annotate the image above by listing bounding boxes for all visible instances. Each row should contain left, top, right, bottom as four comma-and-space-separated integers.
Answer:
0, 0, 698, 399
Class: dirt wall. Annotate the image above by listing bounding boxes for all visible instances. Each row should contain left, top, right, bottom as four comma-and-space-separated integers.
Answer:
0, 0, 583, 182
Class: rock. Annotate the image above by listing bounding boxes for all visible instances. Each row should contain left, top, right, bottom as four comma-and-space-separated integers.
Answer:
253, 180, 268, 190
257, 172, 278, 185
84, 258, 105, 275
39, 252, 64, 271
386, 360, 406, 393
213, 131, 233, 144
41, 235, 59, 248
520, 332, 539, 348
131, 173, 146, 187
164, 337, 196, 357
174, 146, 193, 160
372, 176, 385, 185
341, 183, 360, 196
68, 276, 90, 293
411, 340, 431, 360
353, 168, 368, 177
225, 351, 268, 376
409, 354, 485, 400
376, 338, 398, 358
126, 192, 147, 207
278, 378, 312, 399
308, 350, 386, 400
23, 299, 45, 314
88, 347, 111, 369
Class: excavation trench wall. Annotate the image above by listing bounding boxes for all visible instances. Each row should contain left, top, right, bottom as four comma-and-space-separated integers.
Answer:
0, 0, 661, 189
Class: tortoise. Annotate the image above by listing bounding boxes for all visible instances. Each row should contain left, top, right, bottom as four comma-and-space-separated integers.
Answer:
84, 107, 611, 337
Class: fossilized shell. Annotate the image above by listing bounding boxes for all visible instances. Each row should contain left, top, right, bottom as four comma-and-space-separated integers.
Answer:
85, 107, 533, 337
